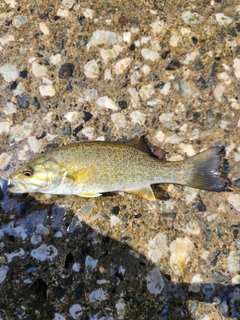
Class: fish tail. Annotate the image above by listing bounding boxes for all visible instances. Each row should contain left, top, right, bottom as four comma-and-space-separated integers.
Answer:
185, 146, 225, 191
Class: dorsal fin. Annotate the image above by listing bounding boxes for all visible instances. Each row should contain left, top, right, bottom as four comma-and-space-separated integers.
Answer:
125, 135, 156, 157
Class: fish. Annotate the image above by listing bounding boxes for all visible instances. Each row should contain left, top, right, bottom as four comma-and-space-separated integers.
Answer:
8, 136, 225, 201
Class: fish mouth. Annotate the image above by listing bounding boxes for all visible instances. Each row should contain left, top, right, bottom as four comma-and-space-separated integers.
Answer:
8, 176, 29, 193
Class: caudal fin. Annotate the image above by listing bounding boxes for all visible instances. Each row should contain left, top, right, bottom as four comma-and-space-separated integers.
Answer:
186, 146, 226, 191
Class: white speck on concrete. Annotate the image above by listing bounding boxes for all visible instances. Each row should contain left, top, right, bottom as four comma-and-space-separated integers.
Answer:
62, 0, 75, 9
128, 87, 139, 107
228, 194, 240, 212
85, 255, 98, 273
111, 113, 126, 130
0, 266, 8, 283
225, 141, 236, 156
179, 143, 195, 156
146, 267, 164, 294
13, 15, 28, 28
82, 127, 94, 139
151, 20, 164, 33
27, 136, 41, 153
0, 153, 11, 170
110, 215, 120, 227
186, 221, 201, 235
96, 96, 118, 110
232, 274, 240, 284
39, 22, 50, 35
181, 11, 201, 24
170, 237, 194, 275
3, 102, 16, 115
159, 113, 173, 123
0, 34, 14, 45
213, 84, 224, 102
84, 59, 99, 78
130, 111, 146, 125
139, 84, 154, 99
83, 8, 94, 19
165, 133, 184, 144
4, 0, 17, 8
49, 53, 62, 65
169, 33, 179, 47
30, 234, 42, 245
57, 8, 69, 17
89, 288, 107, 302
215, 13, 233, 27
0, 122, 10, 135
64, 111, 78, 122
5, 248, 25, 262
72, 262, 80, 272
53, 313, 66, 320
228, 251, 240, 272
161, 82, 171, 95
155, 130, 165, 143
190, 128, 199, 140
69, 304, 83, 319
189, 274, 203, 292
183, 52, 198, 65
31, 244, 58, 261
123, 31, 131, 42
233, 58, 240, 78
114, 57, 131, 75
87, 30, 118, 49
116, 298, 126, 319
148, 233, 168, 263
141, 48, 159, 61
39, 85, 56, 97
0, 63, 19, 82
184, 187, 198, 204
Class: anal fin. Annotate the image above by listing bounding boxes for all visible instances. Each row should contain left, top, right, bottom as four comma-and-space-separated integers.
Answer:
77, 193, 102, 198
124, 186, 156, 201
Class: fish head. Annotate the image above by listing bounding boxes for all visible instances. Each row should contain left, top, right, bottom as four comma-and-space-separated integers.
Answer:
9, 158, 64, 194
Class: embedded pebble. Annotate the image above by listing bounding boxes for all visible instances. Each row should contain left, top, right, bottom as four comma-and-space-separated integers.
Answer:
116, 298, 126, 319
72, 262, 80, 272
170, 237, 194, 275
154, 130, 165, 143
64, 111, 78, 122
59, 63, 74, 79
111, 113, 126, 130
31, 244, 58, 261
128, 87, 139, 107
3, 102, 16, 115
186, 221, 201, 235
215, 13, 232, 27
0, 122, 10, 135
181, 11, 201, 24
5, 248, 25, 262
228, 194, 240, 211
159, 113, 173, 123
84, 59, 99, 78
213, 84, 224, 103
39, 85, 56, 97
179, 143, 195, 156
57, 8, 69, 17
0, 153, 11, 170
13, 15, 28, 28
169, 33, 179, 47
184, 187, 198, 204
17, 95, 29, 108
183, 52, 198, 65
87, 30, 118, 49
148, 233, 168, 263
228, 251, 240, 272
69, 304, 83, 319
82, 127, 94, 139
32, 62, 47, 77
27, 136, 41, 153
233, 58, 240, 79
0, 266, 8, 283
130, 111, 146, 125
0, 63, 19, 82
96, 96, 118, 110
146, 267, 164, 294
141, 48, 159, 61
139, 84, 154, 99
189, 274, 203, 293
110, 215, 120, 227
85, 255, 98, 273
165, 133, 184, 144
39, 22, 49, 35
0, 34, 14, 45
9, 122, 32, 141
49, 54, 62, 65
161, 82, 171, 95
53, 314, 66, 320
114, 57, 131, 75
62, 0, 75, 9
89, 288, 107, 302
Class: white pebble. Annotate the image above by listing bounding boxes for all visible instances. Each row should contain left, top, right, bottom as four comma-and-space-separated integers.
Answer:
3, 102, 16, 115
233, 58, 240, 79
87, 30, 118, 49
4, 0, 17, 8
0, 34, 14, 45
159, 113, 173, 123
116, 298, 126, 319
89, 288, 107, 302
186, 221, 201, 235
215, 13, 232, 27
170, 237, 194, 275
96, 96, 118, 110
39, 85, 55, 97
72, 262, 80, 272
62, 0, 75, 9
141, 64, 151, 75
181, 27, 191, 35
141, 48, 159, 61
110, 215, 120, 227
151, 21, 164, 33
169, 33, 179, 47
148, 233, 168, 263
225, 141, 235, 156
31, 244, 58, 261
183, 52, 197, 65
179, 143, 195, 156
27, 136, 41, 153
213, 84, 224, 103
85, 255, 98, 272
123, 31, 131, 42
104, 68, 112, 80
0, 122, 10, 135
228, 194, 240, 211
232, 274, 240, 284
64, 111, 78, 122
128, 87, 139, 107
39, 22, 50, 35
161, 82, 171, 95
111, 113, 126, 130
0, 63, 19, 82
130, 111, 146, 125
32, 62, 47, 77
69, 304, 83, 319
189, 274, 203, 292
165, 133, 183, 144
184, 186, 198, 204
84, 59, 99, 78
114, 57, 131, 75
146, 267, 164, 294
53, 313, 66, 320
13, 15, 28, 28
190, 128, 199, 140
83, 8, 94, 19
228, 251, 240, 272
234, 153, 240, 161
49, 53, 62, 65
57, 8, 69, 17
139, 84, 154, 99
82, 127, 94, 139
0, 266, 9, 284
181, 11, 201, 24
0, 153, 11, 170
155, 130, 165, 143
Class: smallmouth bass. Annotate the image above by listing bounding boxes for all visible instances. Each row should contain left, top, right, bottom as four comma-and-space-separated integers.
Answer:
9, 137, 225, 200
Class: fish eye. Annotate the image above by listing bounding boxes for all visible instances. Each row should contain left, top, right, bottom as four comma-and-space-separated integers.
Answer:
22, 167, 34, 177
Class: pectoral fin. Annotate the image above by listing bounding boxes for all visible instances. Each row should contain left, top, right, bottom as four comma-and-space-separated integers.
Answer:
77, 193, 102, 198
124, 186, 156, 201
